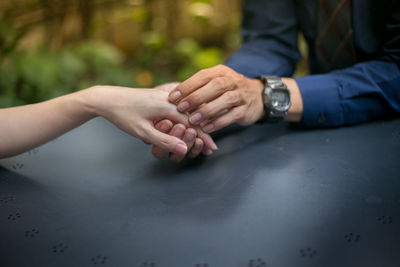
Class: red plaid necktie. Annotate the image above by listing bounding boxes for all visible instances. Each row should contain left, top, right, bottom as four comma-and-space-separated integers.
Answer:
316, 0, 357, 72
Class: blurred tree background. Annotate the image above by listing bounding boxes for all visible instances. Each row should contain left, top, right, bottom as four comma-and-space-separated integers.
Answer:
0, 0, 308, 107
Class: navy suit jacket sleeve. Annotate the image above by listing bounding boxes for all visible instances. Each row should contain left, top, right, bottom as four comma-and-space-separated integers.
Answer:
226, 0, 400, 127
226, 0, 300, 78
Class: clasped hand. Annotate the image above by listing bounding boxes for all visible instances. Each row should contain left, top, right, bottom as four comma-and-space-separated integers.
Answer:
151, 65, 266, 162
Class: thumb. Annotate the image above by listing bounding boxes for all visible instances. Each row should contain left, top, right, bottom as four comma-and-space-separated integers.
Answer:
146, 126, 188, 155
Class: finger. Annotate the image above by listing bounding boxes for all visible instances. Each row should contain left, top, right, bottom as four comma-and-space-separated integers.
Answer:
193, 103, 219, 151
167, 124, 187, 162
157, 91, 218, 151
154, 119, 174, 132
153, 92, 191, 126
163, 103, 191, 126
165, 123, 187, 159
169, 123, 186, 139
170, 128, 197, 162
188, 138, 204, 158
168, 65, 228, 103
188, 90, 243, 125
144, 123, 188, 155
202, 147, 213, 156
200, 108, 229, 127
201, 106, 243, 133
176, 76, 234, 113
152, 120, 174, 159
156, 94, 216, 149
195, 128, 218, 150
181, 128, 197, 151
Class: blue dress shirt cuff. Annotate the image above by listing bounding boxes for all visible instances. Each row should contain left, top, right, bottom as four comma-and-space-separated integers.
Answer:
295, 74, 344, 127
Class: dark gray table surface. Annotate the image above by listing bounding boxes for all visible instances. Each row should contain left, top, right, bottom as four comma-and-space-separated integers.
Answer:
1, 118, 400, 267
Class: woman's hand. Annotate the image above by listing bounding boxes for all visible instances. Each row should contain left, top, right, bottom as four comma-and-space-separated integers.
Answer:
86, 85, 197, 155
0, 85, 215, 159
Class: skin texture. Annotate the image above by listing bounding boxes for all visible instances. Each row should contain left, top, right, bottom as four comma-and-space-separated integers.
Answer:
151, 83, 214, 162
150, 66, 304, 162
168, 65, 304, 135
0, 85, 217, 159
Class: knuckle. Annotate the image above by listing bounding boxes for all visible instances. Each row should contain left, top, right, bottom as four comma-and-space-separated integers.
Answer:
186, 92, 201, 106
198, 104, 211, 116
178, 83, 190, 95
225, 91, 238, 105
212, 77, 228, 89
238, 94, 246, 105
199, 104, 217, 119
215, 64, 227, 72
233, 110, 242, 121
198, 68, 210, 77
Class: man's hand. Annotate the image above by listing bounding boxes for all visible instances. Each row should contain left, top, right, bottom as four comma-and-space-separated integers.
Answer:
168, 65, 265, 133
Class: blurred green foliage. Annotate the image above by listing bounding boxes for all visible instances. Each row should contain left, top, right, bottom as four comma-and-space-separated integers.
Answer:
0, 36, 227, 107
0, 0, 308, 107
0, 0, 233, 107
0, 41, 135, 107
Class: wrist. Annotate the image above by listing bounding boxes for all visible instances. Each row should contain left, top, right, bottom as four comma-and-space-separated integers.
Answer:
79, 86, 107, 118
281, 78, 303, 122
249, 78, 266, 121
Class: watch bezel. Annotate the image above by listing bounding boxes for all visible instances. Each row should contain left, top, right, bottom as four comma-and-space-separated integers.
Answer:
269, 88, 291, 112
258, 75, 291, 123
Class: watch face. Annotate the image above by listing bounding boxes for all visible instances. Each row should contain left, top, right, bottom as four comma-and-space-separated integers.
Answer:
271, 89, 290, 111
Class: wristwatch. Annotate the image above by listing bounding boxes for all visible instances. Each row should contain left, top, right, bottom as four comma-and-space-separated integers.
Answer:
257, 75, 291, 123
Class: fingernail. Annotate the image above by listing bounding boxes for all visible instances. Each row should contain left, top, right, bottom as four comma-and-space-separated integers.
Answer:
189, 113, 202, 124
183, 131, 196, 143
169, 91, 182, 102
159, 123, 170, 132
204, 149, 213, 156
211, 143, 218, 150
172, 124, 185, 137
177, 101, 190, 112
176, 143, 187, 155
203, 123, 214, 133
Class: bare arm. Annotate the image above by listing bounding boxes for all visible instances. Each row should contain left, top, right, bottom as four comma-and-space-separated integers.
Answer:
0, 86, 209, 159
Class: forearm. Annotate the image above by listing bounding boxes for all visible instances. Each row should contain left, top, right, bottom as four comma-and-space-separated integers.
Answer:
0, 88, 96, 158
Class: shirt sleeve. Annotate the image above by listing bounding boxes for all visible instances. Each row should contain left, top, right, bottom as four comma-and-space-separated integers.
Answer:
225, 0, 300, 78
295, 1, 400, 127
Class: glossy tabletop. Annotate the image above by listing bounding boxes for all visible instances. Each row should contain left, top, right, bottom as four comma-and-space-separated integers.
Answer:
1, 118, 400, 267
